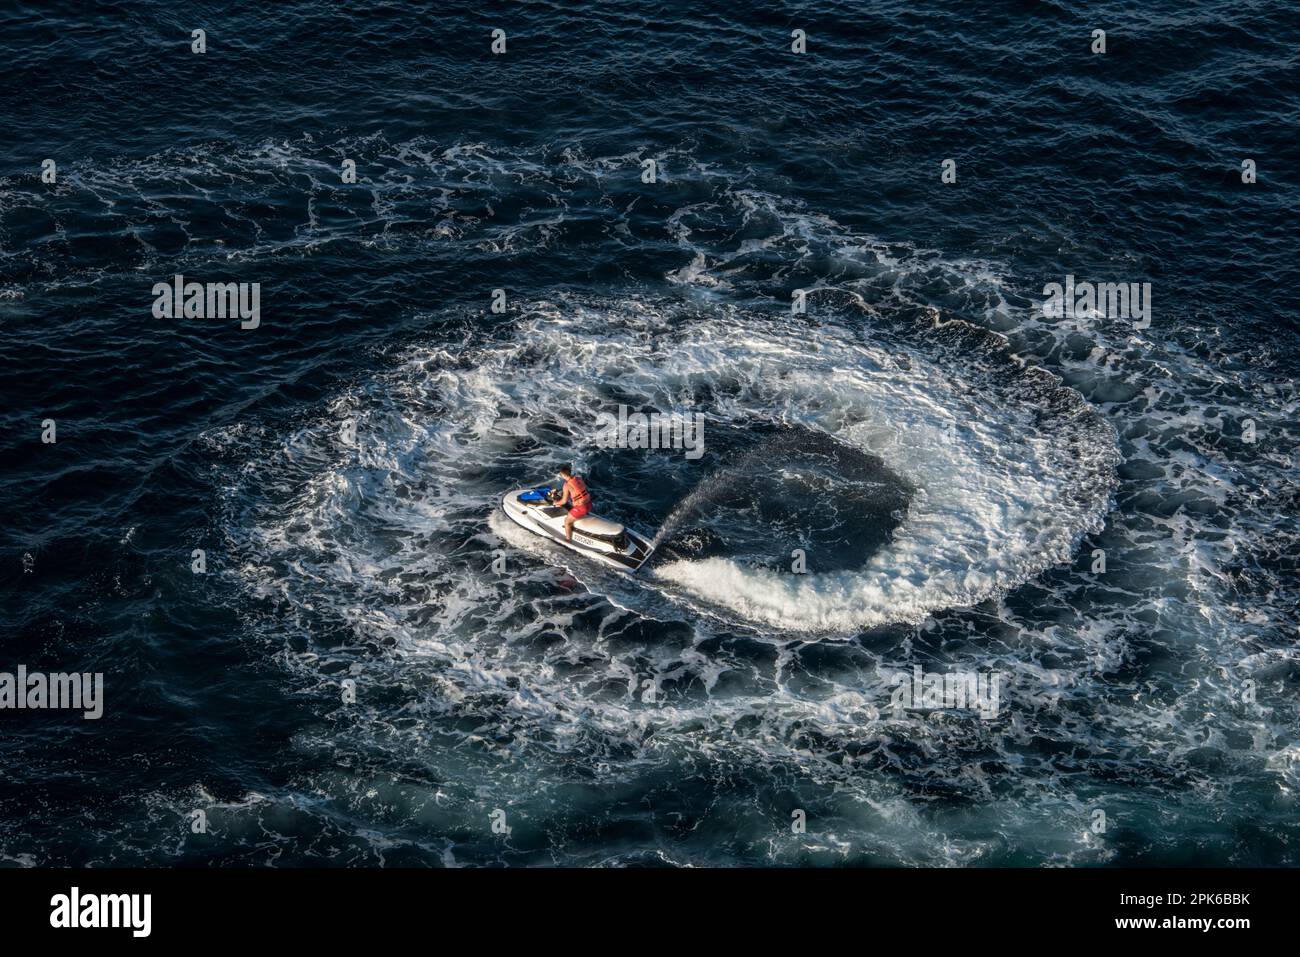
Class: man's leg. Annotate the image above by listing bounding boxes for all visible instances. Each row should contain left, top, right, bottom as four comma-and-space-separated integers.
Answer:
564, 514, 575, 541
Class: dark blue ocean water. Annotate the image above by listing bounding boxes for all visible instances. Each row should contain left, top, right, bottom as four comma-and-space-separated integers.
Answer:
2, 1, 1298, 866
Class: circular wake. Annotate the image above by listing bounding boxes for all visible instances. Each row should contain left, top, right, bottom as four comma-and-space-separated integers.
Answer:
219, 292, 1118, 636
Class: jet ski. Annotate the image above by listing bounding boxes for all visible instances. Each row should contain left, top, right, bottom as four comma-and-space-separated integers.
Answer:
500, 485, 656, 572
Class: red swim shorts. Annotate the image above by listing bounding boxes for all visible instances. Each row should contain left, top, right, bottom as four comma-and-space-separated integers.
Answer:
568, 504, 591, 519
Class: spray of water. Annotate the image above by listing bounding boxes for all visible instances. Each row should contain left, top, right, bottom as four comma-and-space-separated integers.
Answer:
649, 468, 733, 552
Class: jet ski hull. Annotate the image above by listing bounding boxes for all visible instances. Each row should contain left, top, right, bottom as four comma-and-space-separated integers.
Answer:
500, 487, 655, 572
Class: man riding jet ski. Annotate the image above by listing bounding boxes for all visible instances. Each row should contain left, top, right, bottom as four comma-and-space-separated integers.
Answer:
499, 464, 656, 573
548, 464, 592, 542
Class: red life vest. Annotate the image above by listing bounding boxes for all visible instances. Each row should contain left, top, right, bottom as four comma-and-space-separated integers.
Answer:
564, 475, 592, 508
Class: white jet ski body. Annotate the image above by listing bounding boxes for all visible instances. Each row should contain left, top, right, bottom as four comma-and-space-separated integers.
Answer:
501, 486, 655, 572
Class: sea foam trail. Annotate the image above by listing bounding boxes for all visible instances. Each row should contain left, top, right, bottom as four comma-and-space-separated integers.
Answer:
233, 294, 1116, 634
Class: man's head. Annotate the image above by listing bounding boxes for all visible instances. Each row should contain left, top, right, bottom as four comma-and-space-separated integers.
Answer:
557, 464, 573, 480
